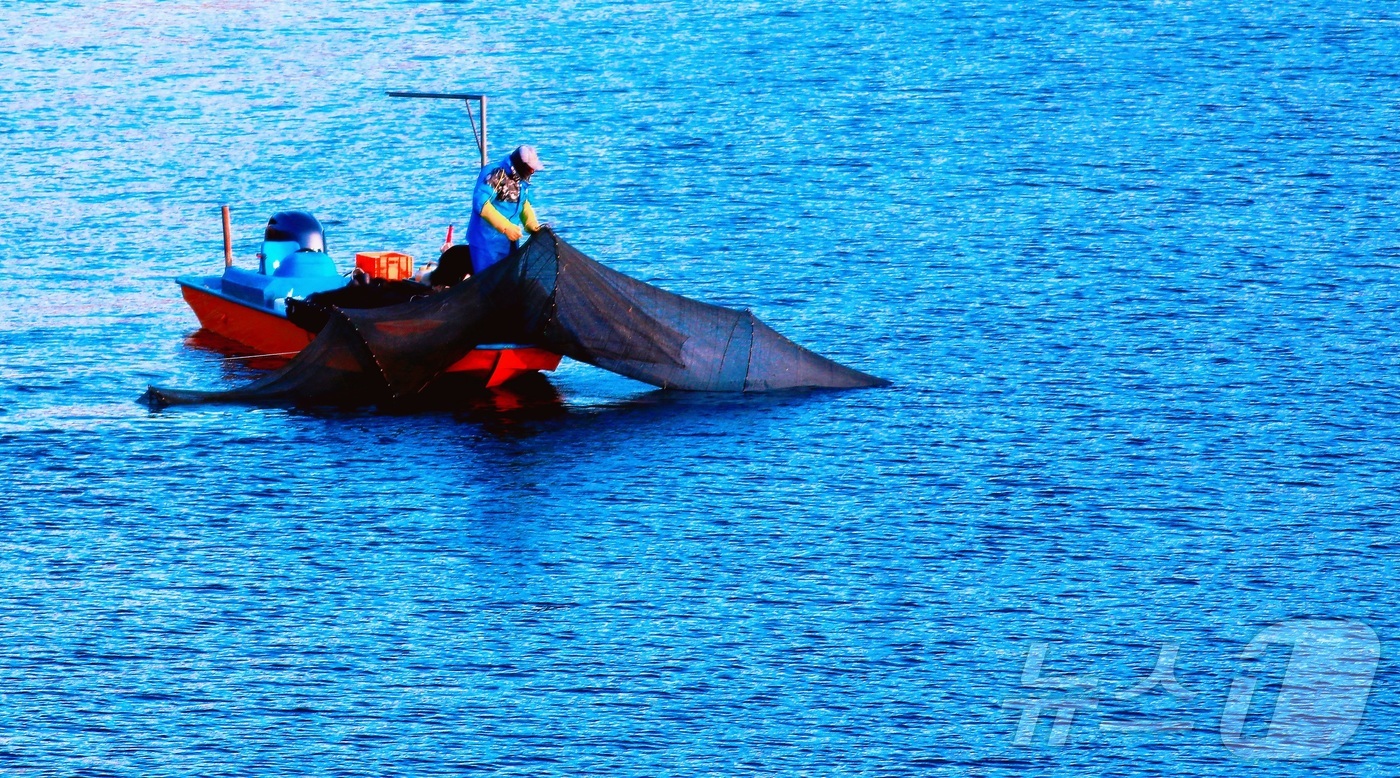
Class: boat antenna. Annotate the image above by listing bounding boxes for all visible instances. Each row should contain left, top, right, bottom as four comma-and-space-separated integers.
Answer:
387, 91, 488, 168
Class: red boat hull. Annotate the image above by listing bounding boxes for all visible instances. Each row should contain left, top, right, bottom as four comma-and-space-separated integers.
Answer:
180, 282, 561, 387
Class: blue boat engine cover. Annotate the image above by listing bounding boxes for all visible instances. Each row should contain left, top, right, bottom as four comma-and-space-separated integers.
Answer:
261, 210, 328, 275
220, 210, 347, 309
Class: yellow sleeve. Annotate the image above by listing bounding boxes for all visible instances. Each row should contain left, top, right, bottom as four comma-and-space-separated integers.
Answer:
480, 201, 517, 235
522, 200, 541, 233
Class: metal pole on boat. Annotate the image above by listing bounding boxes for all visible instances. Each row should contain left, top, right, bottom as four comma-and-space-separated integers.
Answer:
386, 91, 489, 168
221, 205, 233, 267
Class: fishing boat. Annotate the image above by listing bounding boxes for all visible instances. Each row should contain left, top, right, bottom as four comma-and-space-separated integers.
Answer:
149, 91, 884, 407
178, 209, 560, 387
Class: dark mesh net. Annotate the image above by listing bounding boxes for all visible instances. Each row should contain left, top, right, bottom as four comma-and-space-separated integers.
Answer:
145, 228, 887, 406
145, 312, 387, 405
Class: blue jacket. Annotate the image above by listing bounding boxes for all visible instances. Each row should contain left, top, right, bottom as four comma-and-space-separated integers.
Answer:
467, 155, 536, 274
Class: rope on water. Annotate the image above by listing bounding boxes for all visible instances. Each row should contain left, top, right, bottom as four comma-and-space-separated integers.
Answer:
221, 351, 301, 361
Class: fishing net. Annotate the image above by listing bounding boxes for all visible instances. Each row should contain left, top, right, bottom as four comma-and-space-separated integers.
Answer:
284, 278, 434, 335
145, 229, 886, 406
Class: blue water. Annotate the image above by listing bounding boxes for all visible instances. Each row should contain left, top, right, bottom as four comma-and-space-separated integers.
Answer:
2, 1, 1397, 774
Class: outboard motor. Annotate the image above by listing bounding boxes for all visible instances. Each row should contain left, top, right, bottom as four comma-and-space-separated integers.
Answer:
260, 211, 327, 275
215, 209, 345, 311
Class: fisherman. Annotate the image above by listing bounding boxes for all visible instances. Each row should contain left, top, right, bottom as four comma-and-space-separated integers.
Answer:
467, 145, 546, 274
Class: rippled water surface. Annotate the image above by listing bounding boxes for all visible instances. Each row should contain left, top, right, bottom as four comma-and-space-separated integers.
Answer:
3, 1, 1399, 774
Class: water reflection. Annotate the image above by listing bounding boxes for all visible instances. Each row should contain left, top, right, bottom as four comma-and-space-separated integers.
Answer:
184, 329, 296, 375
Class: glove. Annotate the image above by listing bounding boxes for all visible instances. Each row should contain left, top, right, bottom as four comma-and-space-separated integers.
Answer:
522, 201, 543, 233
481, 202, 525, 241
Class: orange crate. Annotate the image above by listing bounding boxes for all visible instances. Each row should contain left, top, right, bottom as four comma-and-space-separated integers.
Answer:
355, 251, 414, 281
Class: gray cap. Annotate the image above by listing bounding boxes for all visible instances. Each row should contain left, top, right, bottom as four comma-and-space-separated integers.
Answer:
514, 145, 544, 172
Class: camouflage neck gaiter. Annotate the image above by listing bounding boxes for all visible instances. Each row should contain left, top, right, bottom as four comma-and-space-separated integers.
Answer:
487, 167, 522, 203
